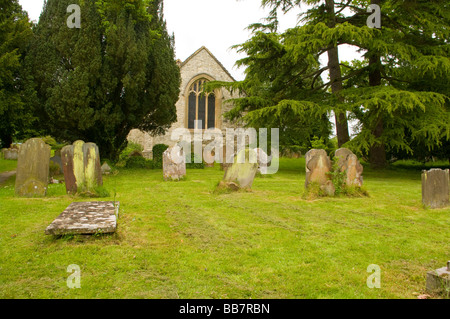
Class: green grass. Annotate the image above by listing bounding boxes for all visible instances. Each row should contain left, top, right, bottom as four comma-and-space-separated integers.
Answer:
0, 159, 17, 173
0, 158, 448, 299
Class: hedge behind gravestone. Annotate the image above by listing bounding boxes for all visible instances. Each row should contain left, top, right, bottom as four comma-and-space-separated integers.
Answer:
152, 144, 169, 169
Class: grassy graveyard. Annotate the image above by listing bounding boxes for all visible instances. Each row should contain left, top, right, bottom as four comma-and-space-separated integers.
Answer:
0, 157, 449, 299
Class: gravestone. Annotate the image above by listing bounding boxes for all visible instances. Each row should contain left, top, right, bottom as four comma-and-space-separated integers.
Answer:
305, 149, 332, 188
163, 147, 186, 181
421, 169, 449, 209
426, 261, 450, 294
335, 148, 364, 187
219, 149, 258, 190
254, 148, 272, 175
61, 140, 103, 195
3, 148, 19, 160
15, 138, 51, 197
203, 149, 215, 168
101, 162, 111, 175
45, 201, 119, 235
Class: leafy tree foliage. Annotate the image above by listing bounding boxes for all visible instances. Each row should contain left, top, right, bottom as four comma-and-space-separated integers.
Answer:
0, 0, 33, 148
206, 26, 332, 154
214, 0, 449, 167
27, 0, 180, 160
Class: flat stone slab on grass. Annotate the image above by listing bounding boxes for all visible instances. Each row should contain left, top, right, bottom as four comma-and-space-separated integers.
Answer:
45, 201, 119, 235
426, 262, 450, 294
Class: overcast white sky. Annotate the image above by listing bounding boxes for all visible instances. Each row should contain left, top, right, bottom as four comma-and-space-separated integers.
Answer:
19, 0, 361, 82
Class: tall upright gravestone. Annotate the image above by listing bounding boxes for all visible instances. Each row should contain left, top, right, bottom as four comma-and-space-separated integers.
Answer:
305, 149, 332, 188
421, 169, 449, 209
335, 148, 364, 187
61, 140, 103, 194
162, 147, 186, 181
15, 138, 51, 197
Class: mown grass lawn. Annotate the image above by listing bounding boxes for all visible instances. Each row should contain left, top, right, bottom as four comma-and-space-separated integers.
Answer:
0, 158, 448, 299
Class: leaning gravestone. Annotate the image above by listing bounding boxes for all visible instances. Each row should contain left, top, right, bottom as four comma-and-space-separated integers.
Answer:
305, 149, 332, 188
335, 148, 364, 187
163, 147, 186, 181
15, 138, 51, 197
219, 148, 258, 190
421, 169, 449, 209
61, 140, 103, 195
45, 201, 119, 235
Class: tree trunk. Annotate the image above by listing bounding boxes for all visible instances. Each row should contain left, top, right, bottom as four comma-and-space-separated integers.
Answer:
325, 0, 350, 147
0, 133, 13, 149
367, 2, 387, 169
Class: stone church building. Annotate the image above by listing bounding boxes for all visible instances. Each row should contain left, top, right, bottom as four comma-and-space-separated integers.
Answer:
127, 46, 239, 158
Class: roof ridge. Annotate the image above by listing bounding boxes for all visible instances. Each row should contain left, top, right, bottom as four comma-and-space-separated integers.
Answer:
181, 46, 236, 82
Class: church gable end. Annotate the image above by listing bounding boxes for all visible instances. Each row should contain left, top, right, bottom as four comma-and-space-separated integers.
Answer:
127, 46, 237, 157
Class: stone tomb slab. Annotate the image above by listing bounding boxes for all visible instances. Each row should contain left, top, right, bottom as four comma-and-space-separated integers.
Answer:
45, 201, 119, 235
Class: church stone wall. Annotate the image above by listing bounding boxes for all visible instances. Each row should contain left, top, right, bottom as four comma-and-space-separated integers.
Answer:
127, 47, 239, 159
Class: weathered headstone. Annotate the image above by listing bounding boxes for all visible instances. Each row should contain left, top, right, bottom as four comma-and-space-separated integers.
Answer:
219, 149, 258, 190
335, 148, 364, 187
203, 149, 215, 168
15, 138, 51, 197
3, 148, 19, 160
421, 169, 449, 209
163, 147, 186, 181
305, 149, 332, 188
426, 261, 450, 294
61, 140, 103, 195
45, 201, 119, 235
101, 162, 112, 175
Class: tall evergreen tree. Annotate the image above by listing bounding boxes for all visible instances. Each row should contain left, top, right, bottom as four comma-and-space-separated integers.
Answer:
339, 0, 450, 167
206, 30, 332, 153
0, 0, 33, 148
218, 0, 449, 167
27, 0, 180, 160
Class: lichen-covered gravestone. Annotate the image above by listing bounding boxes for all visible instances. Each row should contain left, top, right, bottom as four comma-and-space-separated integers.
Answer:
61, 140, 103, 195
3, 148, 19, 160
305, 149, 332, 188
163, 147, 186, 181
335, 148, 364, 187
219, 149, 258, 190
15, 138, 51, 197
426, 261, 450, 294
45, 201, 119, 235
421, 169, 449, 209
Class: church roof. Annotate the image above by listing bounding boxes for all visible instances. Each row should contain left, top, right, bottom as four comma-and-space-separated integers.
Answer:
181, 46, 236, 82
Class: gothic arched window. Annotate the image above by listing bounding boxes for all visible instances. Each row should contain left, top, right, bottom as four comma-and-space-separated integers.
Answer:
187, 79, 216, 129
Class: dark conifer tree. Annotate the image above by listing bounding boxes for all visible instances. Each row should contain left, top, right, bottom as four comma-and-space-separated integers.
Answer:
27, 0, 180, 160
0, 0, 33, 148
